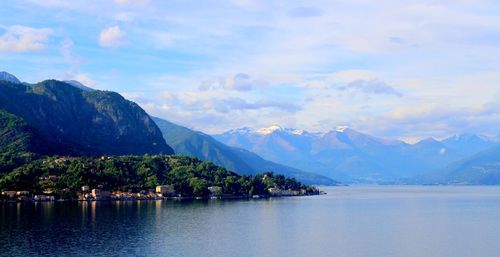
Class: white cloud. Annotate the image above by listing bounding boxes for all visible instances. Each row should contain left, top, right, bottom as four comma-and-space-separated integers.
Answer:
147, 31, 188, 49
59, 38, 94, 88
342, 102, 500, 141
224, 73, 254, 91
114, 0, 149, 6
99, 26, 127, 48
212, 97, 301, 113
25, 0, 80, 8
198, 73, 267, 91
288, 6, 323, 18
114, 12, 136, 22
229, 0, 268, 9
0, 25, 52, 52
5, 0, 500, 138
73, 74, 96, 87
335, 79, 403, 97
59, 39, 81, 77
329, 70, 380, 83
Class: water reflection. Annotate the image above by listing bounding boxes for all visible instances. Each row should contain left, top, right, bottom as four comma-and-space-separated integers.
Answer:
1, 186, 500, 257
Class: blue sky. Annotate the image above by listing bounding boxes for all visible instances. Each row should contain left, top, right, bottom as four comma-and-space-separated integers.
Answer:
1, 0, 500, 141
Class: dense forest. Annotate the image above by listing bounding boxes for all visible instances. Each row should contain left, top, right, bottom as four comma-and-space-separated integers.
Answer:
0, 155, 318, 199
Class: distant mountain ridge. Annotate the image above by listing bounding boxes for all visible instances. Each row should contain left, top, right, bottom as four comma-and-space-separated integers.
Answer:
0, 72, 21, 84
215, 125, 496, 183
153, 118, 340, 185
63, 80, 94, 92
1, 71, 497, 185
411, 143, 500, 185
441, 133, 494, 156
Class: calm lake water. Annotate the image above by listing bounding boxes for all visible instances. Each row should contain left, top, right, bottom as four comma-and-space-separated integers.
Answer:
1, 186, 500, 257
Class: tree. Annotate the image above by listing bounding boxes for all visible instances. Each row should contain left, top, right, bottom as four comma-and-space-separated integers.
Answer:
189, 177, 209, 197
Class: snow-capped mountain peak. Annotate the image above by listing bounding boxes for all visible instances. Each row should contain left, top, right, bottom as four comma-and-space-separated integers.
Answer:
290, 129, 305, 135
335, 126, 349, 133
449, 133, 491, 142
441, 133, 496, 156
224, 125, 311, 137
256, 125, 283, 135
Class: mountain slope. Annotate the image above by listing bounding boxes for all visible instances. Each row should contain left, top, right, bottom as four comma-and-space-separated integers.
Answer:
0, 71, 21, 84
416, 144, 500, 184
441, 133, 495, 156
0, 110, 37, 154
153, 117, 253, 173
398, 138, 462, 173
229, 146, 339, 185
153, 117, 340, 185
0, 110, 49, 174
63, 80, 94, 91
0, 79, 174, 156
215, 126, 472, 183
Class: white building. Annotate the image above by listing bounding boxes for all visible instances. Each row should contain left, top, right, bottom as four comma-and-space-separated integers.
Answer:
156, 185, 176, 196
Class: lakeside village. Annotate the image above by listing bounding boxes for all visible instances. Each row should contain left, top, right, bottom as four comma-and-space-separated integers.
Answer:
0, 156, 325, 203
1, 178, 322, 203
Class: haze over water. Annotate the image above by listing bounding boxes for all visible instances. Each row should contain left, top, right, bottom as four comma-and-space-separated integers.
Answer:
1, 186, 500, 257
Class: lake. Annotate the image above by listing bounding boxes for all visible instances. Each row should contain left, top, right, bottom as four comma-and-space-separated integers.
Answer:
1, 186, 500, 257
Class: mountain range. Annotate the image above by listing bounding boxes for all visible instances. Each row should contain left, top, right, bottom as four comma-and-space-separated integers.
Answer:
214, 125, 499, 184
412, 143, 500, 185
1, 71, 499, 185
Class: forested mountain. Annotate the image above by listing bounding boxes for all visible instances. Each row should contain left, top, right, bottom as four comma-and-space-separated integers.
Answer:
0, 79, 173, 157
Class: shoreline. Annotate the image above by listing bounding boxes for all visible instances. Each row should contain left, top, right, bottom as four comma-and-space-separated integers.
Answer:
0, 193, 321, 204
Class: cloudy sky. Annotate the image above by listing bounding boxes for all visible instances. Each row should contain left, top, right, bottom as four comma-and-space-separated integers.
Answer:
1, 0, 499, 141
